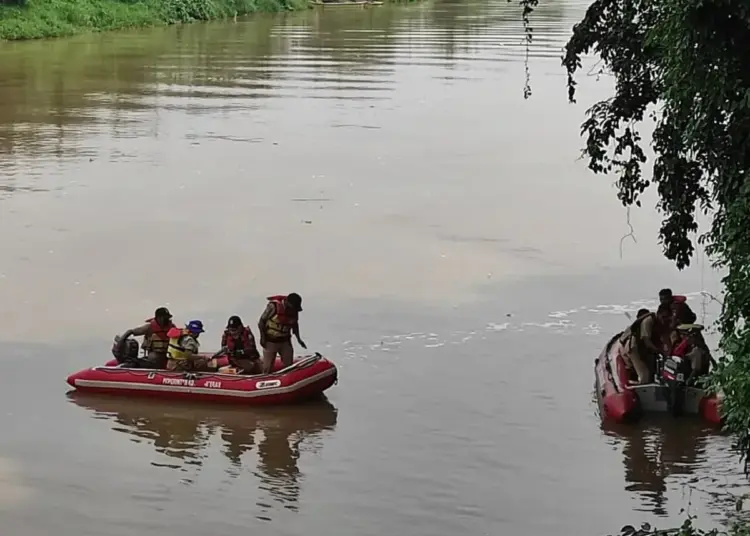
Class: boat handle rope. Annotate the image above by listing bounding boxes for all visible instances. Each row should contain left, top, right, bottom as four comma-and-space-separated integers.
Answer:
96, 367, 252, 382
96, 352, 325, 382
265, 353, 323, 376
603, 360, 619, 393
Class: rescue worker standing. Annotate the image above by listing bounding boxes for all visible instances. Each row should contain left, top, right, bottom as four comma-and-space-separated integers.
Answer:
659, 288, 697, 328
116, 307, 175, 369
220, 315, 262, 374
618, 310, 665, 385
258, 293, 307, 374
166, 320, 210, 372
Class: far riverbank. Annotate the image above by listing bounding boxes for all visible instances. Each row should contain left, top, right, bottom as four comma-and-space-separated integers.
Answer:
0, 0, 402, 41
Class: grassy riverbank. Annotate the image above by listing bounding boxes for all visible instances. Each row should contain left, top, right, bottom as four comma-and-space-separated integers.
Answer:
0, 0, 307, 40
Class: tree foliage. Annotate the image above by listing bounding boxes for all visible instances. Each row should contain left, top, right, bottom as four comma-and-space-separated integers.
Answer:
517, 0, 750, 461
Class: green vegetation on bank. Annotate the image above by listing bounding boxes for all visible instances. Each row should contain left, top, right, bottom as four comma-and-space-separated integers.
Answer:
0, 0, 306, 40
520, 0, 750, 530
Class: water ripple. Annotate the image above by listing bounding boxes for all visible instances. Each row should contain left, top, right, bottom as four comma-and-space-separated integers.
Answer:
330, 291, 721, 363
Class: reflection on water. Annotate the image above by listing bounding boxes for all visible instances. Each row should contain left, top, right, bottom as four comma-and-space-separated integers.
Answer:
603, 416, 724, 517
0, 0, 567, 163
0, 0, 594, 341
67, 392, 337, 520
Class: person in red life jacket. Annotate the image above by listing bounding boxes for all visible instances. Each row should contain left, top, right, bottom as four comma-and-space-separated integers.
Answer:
116, 307, 175, 369
258, 293, 307, 374
659, 288, 697, 328
220, 315, 262, 374
672, 324, 713, 380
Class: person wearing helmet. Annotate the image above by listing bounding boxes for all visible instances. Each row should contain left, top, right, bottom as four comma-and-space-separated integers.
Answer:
115, 307, 175, 369
166, 320, 209, 371
258, 293, 307, 373
220, 315, 261, 374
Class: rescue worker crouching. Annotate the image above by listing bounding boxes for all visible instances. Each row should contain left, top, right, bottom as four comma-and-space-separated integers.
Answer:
619, 308, 666, 385
166, 320, 211, 372
220, 315, 262, 375
115, 307, 175, 369
258, 293, 307, 374
672, 324, 714, 382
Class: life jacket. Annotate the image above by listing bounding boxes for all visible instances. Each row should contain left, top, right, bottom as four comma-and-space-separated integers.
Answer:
623, 312, 661, 355
627, 312, 655, 337
143, 317, 173, 354
672, 337, 690, 358
224, 326, 251, 354
167, 327, 195, 361
264, 295, 298, 341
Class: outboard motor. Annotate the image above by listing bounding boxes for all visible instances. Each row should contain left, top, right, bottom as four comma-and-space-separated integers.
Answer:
660, 354, 693, 416
111, 335, 140, 366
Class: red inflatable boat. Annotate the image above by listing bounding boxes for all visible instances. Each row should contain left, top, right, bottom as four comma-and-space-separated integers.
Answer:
66, 352, 337, 405
594, 333, 721, 425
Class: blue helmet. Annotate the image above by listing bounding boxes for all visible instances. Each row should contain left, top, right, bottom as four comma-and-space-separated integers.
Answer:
186, 320, 204, 334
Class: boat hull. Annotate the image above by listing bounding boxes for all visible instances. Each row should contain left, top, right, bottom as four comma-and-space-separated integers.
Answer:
594, 334, 721, 425
66, 353, 337, 405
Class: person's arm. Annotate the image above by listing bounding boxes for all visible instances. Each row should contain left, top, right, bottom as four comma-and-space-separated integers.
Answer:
639, 317, 660, 354
292, 322, 306, 349
120, 323, 150, 340
220, 331, 228, 350
258, 303, 274, 347
183, 336, 199, 356
246, 328, 260, 359
117, 324, 150, 352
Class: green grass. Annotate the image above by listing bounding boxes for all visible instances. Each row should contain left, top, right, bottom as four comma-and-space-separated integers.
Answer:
0, 0, 308, 40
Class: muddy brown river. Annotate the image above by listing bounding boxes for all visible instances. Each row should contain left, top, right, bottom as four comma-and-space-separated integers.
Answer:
0, 0, 746, 534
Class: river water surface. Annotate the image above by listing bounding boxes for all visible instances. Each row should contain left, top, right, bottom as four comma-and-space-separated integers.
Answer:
0, 1, 745, 535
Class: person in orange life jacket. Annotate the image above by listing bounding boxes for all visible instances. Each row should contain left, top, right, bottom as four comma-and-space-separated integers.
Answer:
258, 293, 306, 374
116, 307, 175, 369
220, 315, 262, 374
166, 320, 210, 372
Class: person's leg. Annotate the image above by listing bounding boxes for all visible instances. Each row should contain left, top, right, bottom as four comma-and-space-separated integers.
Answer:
141, 351, 167, 369
191, 356, 211, 371
279, 340, 294, 368
262, 342, 280, 373
619, 337, 638, 382
686, 347, 705, 378
166, 359, 185, 371
232, 357, 261, 374
629, 348, 651, 384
